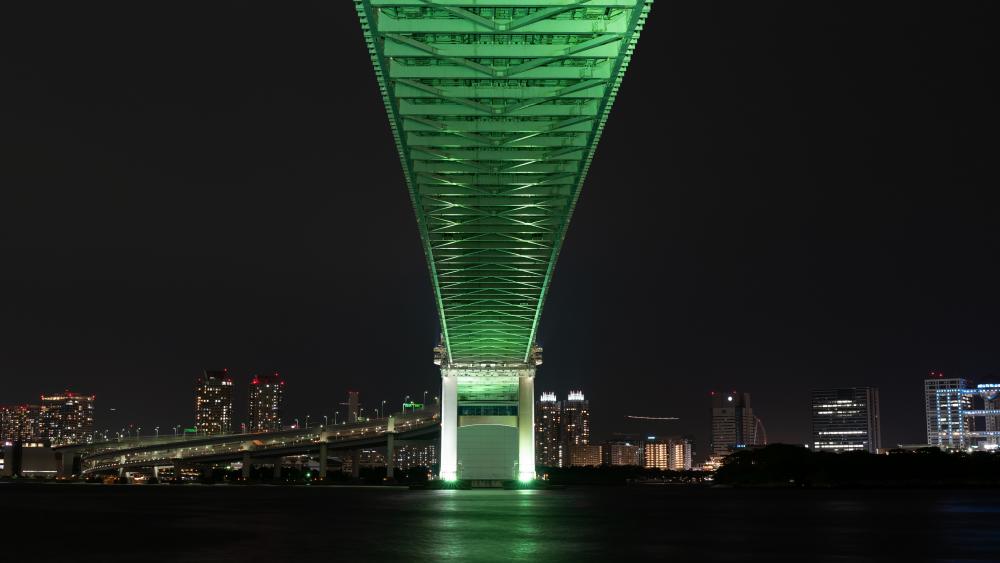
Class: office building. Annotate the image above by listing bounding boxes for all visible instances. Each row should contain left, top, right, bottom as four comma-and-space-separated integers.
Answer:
925, 377, 972, 448
40, 391, 95, 446
248, 373, 285, 432
535, 392, 563, 467
925, 376, 1000, 449
195, 370, 234, 435
393, 440, 438, 470
811, 387, 882, 453
710, 391, 762, 458
603, 439, 643, 466
0, 404, 42, 442
567, 444, 602, 467
562, 390, 590, 448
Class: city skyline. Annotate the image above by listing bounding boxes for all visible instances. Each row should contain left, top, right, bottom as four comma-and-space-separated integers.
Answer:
6, 371, 998, 450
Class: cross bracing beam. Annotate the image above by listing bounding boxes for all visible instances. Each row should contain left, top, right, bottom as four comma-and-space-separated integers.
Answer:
369, 1, 640, 8
377, 13, 630, 35
357, 0, 652, 364
389, 60, 614, 80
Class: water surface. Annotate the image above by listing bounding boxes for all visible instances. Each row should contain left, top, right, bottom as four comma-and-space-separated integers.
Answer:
4, 484, 998, 561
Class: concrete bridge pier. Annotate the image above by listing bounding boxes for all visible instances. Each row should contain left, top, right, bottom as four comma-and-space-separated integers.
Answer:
58, 451, 77, 478
118, 455, 126, 478
319, 443, 328, 480
386, 416, 396, 480
242, 453, 252, 480
272, 458, 282, 480
172, 459, 184, 482
349, 449, 360, 479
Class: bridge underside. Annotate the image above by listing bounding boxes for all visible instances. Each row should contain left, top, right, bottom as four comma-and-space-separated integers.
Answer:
355, 0, 651, 481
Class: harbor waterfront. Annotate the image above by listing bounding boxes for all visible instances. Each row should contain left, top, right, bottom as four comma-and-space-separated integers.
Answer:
3, 483, 999, 562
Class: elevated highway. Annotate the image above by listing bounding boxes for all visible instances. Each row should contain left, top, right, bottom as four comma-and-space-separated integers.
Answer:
56, 407, 439, 478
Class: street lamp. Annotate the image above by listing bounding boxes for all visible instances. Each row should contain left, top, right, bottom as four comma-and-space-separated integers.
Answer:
306, 414, 310, 429
155, 426, 160, 438
423, 390, 428, 408
382, 400, 386, 418
334, 411, 339, 425
173, 425, 180, 437
323, 415, 328, 426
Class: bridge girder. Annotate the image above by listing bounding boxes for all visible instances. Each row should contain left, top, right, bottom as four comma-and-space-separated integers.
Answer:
356, 0, 652, 364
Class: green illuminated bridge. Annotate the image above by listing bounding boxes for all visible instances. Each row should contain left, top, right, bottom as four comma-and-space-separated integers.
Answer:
355, 0, 652, 484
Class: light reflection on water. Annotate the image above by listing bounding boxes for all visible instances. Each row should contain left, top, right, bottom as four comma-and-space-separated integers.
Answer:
5, 485, 1000, 562
432, 491, 545, 561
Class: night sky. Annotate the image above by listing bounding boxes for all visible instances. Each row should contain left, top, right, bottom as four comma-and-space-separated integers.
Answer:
2, 2, 997, 454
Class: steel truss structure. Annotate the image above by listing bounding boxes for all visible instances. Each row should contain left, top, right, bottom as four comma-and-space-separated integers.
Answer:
356, 0, 652, 365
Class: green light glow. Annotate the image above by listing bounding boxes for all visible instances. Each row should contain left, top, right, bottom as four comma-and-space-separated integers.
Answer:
355, 0, 653, 364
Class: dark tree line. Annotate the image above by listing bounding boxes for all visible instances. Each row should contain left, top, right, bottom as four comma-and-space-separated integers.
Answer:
715, 444, 1000, 487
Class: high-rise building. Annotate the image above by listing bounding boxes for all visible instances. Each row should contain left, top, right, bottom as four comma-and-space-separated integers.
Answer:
811, 387, 882, 453
535, 392, 562, 467
644, 436, 692, 470
710, 391, 761, 458
393, 440, 438, 470
195, 369, 234, 435
562, 390, 590, 448
644, 437, 669, 469
39, 392, 95, 446
668, 438, 693, 470
604, 443, 643, 466
347, 390, 360, 423
248, 373, 285, 433
925, 376, 971, 448
603, 438, 643, 466
0, 405, 42, 443
567, 444, 602, 467
924, 376, 1000, 450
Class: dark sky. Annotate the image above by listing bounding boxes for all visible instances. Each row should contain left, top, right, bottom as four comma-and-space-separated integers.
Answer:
2, 2, 997, 453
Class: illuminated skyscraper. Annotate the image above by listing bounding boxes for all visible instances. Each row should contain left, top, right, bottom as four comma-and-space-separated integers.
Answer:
535, 392, 562, 467
644, 437, 669, 469
925, 376, 971, 448
710, 391, 761, 458
393, 440, 438, 470
562, 390, 590, 448
248, 373, 285, 432
644, 436, 692, 470
669, 438, 693, 470
40, 391, 95, 446
0, 405, 42, 442
195, 369, 233, 435
924, 376, 1000, 450
811, 387, 882, 453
